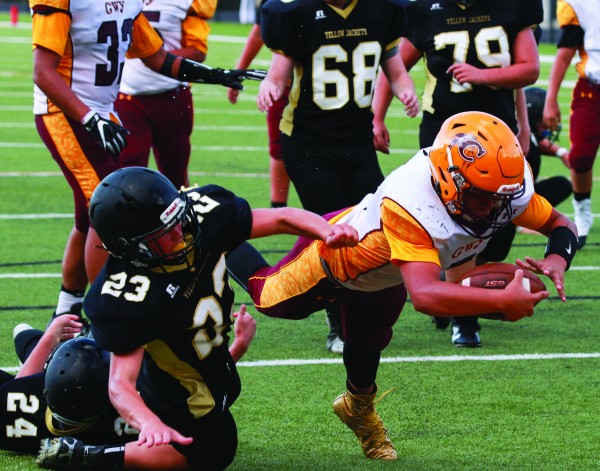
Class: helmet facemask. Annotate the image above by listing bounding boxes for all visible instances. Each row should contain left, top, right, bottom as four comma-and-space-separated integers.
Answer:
119, 194, 201, 272
90, 167, 204, 273
440, 146, 524, 238
525, 87, 562, 143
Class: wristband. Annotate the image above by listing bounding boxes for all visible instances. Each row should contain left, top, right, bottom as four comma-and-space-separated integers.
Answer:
544, 225, 577, 270
556, 147, 568, 158
81, 110, 95, 125
160, 52, 177, 77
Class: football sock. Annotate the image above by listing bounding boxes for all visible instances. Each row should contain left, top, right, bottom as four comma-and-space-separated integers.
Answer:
55, 286, 85, 315
574, 191, 591, 201
270, 201, 287, 208
343, 343, 381, 389
226, 241, 269, 292
81, 444, 125, 469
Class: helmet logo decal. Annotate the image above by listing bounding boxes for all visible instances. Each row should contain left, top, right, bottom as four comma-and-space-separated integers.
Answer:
497, 183, 523, 195
160, 198, 185, 224
451, 133, 486, 163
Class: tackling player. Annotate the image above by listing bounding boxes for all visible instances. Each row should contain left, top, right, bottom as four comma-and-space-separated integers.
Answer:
37, 167, 357, 470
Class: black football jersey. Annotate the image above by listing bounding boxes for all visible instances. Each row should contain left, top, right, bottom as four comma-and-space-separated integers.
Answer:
0, 372, 137, 454
85, 185, 252, 432
261, 0, 406, 143
406, 0, 543, 131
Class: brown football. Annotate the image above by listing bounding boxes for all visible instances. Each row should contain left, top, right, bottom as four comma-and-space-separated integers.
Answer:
457, 262, 547, 319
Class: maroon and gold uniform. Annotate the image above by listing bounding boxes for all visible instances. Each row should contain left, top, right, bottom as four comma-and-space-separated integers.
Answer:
116, 0, 217, 188
30, 0, 163, 229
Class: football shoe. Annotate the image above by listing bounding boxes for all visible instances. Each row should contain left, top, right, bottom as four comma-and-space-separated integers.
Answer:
333, 388, 397, 460
37, 437, 84, 469
573, 198, 593, 248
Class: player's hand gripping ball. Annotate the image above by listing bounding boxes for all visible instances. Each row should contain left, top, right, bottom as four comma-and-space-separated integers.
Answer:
457, 262, 546, 319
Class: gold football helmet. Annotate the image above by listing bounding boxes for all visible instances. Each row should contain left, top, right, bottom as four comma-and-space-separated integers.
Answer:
429, 111, 525, 237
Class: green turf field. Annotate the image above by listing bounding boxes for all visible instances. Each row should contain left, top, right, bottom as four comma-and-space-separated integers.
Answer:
1, 15, 599, 471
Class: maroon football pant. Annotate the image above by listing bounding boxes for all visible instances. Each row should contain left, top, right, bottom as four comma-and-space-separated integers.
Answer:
569, 78, 600, 173
115, 86, 193, 188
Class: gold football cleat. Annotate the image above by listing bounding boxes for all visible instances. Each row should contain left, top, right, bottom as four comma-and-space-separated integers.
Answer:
333, 387, 397, 460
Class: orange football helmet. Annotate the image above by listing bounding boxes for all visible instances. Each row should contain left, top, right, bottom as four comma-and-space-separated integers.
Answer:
429, 111, 525, 237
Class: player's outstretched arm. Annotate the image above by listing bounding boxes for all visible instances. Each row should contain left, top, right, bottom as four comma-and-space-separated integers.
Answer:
229, 24, 265, 104
249, 207, 358, 248
257, 52, 293, 112
515, 207, 577, 301
400, 261, 548, 322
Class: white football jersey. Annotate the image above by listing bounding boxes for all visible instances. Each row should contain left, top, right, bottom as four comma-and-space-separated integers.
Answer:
322, 149, 538, 292
31, 0, 163, 116
558, 0, 600, 84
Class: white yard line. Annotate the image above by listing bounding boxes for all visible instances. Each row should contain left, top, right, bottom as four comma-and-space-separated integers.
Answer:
3, 351, 599, 373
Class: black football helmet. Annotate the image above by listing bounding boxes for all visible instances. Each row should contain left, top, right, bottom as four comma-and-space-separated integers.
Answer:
43, 338, 110, 427
89, 167, 201, 270
525, 87, 561, 143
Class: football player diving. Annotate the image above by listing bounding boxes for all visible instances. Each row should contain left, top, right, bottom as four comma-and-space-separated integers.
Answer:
37, 167, 358, 470
225, 111, 579, 461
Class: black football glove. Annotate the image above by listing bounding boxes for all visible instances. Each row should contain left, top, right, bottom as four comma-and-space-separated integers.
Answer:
82, 112, 128, 156
177, 58, 267, 91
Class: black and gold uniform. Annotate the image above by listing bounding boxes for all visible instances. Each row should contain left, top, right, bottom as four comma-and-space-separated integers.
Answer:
86, 184, 252, 469
405, 0, 543, 143
0, 368, 136, 454
262, 0, 406, 144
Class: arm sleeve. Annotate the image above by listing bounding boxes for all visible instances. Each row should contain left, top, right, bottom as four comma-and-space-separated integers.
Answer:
181, 15, 210, 53
381, 198, 441, 266
180, 0, 216, 53
517, 0, 543, 31
31, 9, 70, 54
556, 0, 584, 48
127, 13, 164, 59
